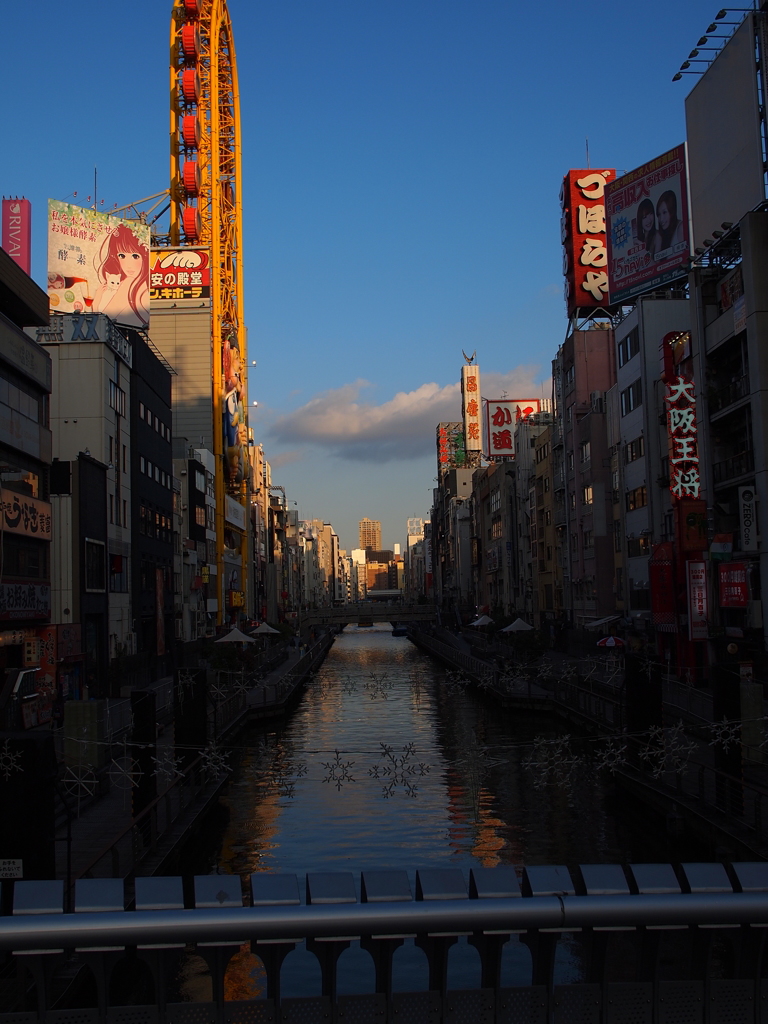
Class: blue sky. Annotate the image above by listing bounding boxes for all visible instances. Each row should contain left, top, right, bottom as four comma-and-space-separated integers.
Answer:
2, 0, 712, 550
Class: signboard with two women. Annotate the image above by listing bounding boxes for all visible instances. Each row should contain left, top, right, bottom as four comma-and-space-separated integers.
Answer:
605, 145, 690, 304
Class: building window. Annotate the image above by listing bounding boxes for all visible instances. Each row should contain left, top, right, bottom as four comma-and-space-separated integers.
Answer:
583, 530, 594, 550
140, 456, 145, 473
582, 484, 593, 505
195, 506, 206, 527
627, 536, 650, 557
614, 520, 622, 552
110, 553, 128, 593
620, 379, 642, 416
626, 486, 648, 511
109, 380, 126, 417
618, 328, 640, 367
139, 402, 145, 418
84, 538, 106, 592
544, 476, 550, 492
625, 436, 645, 463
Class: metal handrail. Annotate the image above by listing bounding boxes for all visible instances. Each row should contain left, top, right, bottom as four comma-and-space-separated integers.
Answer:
4, 891, 768, 951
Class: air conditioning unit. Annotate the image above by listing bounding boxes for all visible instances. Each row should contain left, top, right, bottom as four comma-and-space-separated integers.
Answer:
590, 390, 604, 413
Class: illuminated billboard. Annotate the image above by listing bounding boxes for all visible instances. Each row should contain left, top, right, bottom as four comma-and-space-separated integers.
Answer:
48, 201, 151, 329
561, 169, 615, 316
484, 399, 542, 457
150, 248, 211, 304
606, 145, 689, 304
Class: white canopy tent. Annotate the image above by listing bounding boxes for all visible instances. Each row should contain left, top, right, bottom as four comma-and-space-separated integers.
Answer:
251, 621, 281, 635
501, 618, 534, 633
215, 627, 256, 643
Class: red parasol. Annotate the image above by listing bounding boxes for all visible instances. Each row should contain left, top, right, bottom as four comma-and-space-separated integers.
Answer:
596, 635, 625, 647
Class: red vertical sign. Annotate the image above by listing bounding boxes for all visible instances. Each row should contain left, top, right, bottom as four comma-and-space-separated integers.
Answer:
561, 169, 616, 316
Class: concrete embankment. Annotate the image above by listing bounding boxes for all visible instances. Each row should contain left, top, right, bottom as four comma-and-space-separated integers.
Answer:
56, 629, 338, 887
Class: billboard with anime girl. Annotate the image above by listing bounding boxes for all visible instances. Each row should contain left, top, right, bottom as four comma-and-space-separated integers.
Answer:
222, 333, 249, 489
48, 200, 151, 328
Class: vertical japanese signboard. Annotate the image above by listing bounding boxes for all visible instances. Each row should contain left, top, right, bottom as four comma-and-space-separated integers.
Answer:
48, 201, 151, 329
461, 365, 482, 452
719, 562, 749, 607
665, 374, 699, 500
739, 486, 758, 551
606, 145, 690, 303
436, 422, 466, 475
484, 399, 541, 457
2, 198, 32, 275
561, 169, 615, 316
686, 560, 708, 640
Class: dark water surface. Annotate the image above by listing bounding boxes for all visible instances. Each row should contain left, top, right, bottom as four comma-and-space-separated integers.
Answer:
187, 626, 706, 997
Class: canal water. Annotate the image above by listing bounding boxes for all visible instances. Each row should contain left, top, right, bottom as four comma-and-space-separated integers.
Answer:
186, 624, 706, 998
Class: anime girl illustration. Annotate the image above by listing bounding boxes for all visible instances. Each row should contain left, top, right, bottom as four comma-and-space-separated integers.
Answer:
222, 335, 248, 487
92, 222, 150, 327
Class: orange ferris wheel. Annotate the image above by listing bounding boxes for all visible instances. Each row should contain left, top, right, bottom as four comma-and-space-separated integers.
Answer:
169, 0, 249, 615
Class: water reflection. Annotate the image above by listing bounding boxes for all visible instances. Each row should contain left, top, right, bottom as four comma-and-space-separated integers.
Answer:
214, 623, 703, 878
192, 624, 705, 999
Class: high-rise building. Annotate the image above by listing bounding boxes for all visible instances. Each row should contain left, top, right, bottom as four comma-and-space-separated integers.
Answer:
359, 518, 381, 550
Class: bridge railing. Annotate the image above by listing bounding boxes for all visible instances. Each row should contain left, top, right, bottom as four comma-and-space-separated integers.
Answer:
3, 863, 768, 1024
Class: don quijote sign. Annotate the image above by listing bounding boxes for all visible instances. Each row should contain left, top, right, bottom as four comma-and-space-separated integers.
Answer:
561, 169, 615, 316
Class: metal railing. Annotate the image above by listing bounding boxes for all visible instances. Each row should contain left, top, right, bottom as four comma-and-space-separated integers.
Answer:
3, 864, 768, 1024
713, 448, 754, 484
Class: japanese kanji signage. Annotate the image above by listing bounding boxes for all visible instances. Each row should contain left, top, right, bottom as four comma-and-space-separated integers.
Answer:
0, 583, 50, 620
436, 422, 466, 475
686, 560, 708, 640
150, 248, 211, 304
1, 490, 51, 541
606, 145, 689, 304
48, 201, 150, 329
561, 168, 615, 316
484, 399, 541, 457
461, 365, 482, 451
719, 562, 749, 608
665, 373, 699, 500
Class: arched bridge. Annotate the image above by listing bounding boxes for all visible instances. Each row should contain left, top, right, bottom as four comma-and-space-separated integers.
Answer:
303, 602, 436, 626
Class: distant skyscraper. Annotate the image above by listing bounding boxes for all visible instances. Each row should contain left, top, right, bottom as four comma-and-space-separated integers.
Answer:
359, 518, 382, 550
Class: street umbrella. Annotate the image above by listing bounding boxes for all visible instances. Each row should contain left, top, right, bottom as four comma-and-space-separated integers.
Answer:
596, 635, 625, 648
215, 626, 256, 643
501, 617, 534, 633
251, 621, 281, 635
470, 615, 494, 627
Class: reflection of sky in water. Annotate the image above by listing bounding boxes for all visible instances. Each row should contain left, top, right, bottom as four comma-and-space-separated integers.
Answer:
203, 624, 704, 997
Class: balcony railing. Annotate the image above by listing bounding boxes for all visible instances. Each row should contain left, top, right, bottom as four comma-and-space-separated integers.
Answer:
3, 864, 768, 1024
713, 448, 754, 484
709, 375, 750, 415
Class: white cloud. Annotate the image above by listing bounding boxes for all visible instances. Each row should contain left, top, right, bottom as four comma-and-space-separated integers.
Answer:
269, 367, 546, 462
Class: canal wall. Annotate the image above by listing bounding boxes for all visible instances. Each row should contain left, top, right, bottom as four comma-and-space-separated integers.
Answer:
407, 624, 768, 861
56, 629, 339, 890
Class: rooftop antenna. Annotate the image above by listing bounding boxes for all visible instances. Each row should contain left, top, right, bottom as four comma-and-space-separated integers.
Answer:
586, 138, 590, 169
